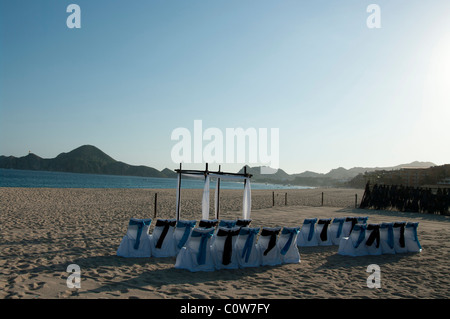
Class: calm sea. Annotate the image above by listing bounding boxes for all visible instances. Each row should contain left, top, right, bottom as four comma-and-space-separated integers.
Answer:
0, 168, 309, 190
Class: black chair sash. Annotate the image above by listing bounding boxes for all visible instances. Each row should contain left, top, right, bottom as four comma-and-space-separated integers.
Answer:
394, 222, 406, 248
155, 219, 176, 249
261, 228, 281, 256
365, 224, 381, 248
199, 220, 219, 228
318, 219, 331, 241
217, 228, 240, 265
346, 217, 358, 234
236, 219, 252, 227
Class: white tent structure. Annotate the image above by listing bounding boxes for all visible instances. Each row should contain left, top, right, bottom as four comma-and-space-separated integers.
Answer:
174, 163, 253, 222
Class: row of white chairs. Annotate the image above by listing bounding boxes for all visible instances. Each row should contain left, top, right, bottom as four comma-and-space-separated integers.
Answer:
116, 216, 365, 259
117, 218, 248, 258
116, 218, 301, 271
338, 221, 422, 256
175, 226, 301, 272
116, 216, 422, 270
296, 216, 422, 256
297, 216, 369, 247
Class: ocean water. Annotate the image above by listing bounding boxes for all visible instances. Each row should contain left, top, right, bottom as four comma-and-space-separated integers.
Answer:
0, 168, 309, 190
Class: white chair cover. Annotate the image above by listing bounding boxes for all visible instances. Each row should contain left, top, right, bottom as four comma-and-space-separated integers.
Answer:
316, 218, 333, 246
117, 218, 152, 258
338, 224, 368, 256
211, 226, 241, 270
235, 227, 260, 268
379, 222, 395, 254
329, 217, 346, 245
365, 224, 382, 255
175, 227, 216, 272
393, 221, 408, 253
405, 222, 422, 253
150, 218, 177, 257
278, 227, 300, 264
173, 220, 197, 253
258, 227, 282, 266
297, 218, 318, 247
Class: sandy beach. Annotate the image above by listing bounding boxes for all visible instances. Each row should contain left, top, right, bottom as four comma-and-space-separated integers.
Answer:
0, 187, 449, 299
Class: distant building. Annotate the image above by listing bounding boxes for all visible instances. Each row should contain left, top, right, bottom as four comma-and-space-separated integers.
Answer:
396, 167, 428, 187
359, 164, 449, 188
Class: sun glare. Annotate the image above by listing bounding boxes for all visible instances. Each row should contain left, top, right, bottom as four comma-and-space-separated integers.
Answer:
422, 33, 450, 130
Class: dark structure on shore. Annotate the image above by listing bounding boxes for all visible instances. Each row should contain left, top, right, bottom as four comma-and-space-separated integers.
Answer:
360, 182, 450, 215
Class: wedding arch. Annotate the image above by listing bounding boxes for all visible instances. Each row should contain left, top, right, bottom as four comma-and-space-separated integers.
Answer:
174, 163, 253, 221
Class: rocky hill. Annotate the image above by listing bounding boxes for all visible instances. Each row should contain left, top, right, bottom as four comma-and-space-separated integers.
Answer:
0, 145, 176, 178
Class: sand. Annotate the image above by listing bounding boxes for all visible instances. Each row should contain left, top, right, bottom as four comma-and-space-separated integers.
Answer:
0, 187, 449, 299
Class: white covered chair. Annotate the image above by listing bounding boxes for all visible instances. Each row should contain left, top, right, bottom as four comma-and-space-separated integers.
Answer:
258, 227, 282, 266
235, 227, 260, 268
365, 224, 382, 255
150, 218, 177, 257
379, 222, 395, 254
405, 222, 422, 253
173, 220, 197, 253
117, 218, 152, 258
297, 218, 318, 247
210, 220, 236, 245
393, 221, 408, 254
174, 227, 216, 272
278, 227, 300, 264
338, 224, 368, 257
329, 217, 346, 245
211, 226, 241, 270
342, 217, 358, 238
316, 218, 333, 246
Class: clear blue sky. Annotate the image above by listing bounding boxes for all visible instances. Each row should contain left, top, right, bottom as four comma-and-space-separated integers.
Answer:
1, 0, 449, 174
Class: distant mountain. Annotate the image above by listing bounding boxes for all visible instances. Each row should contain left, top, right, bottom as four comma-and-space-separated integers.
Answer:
0, 145, 439, 186
0, 145, 175, 178
237, 165, 293, 183
160, 168, 178, 178
238, 161, 437, 187
324, 161, 437, 180
293, 170, 324, 178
